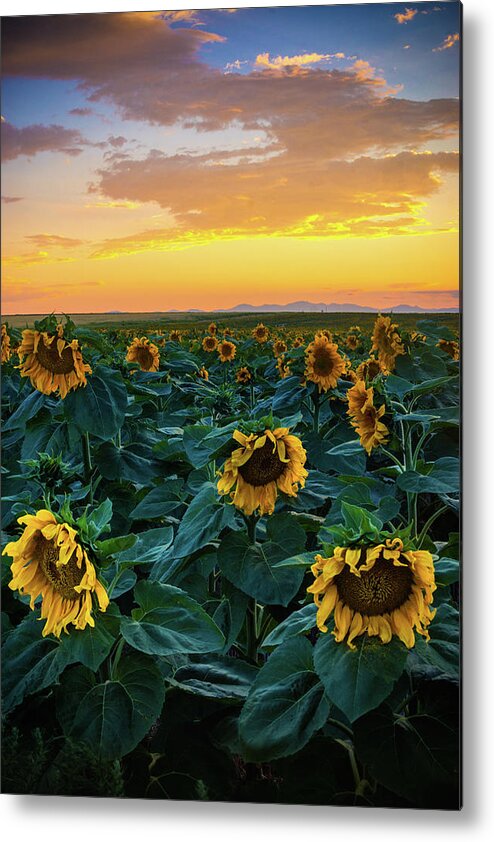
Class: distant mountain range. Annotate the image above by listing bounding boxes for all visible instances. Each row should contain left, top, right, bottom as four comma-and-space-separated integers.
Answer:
190, 300, 459, 314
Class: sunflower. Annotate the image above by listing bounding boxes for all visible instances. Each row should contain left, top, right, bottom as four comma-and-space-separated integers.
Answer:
371, 315, 405, 373
17, 328, 92, 399
273, 339, 288, 356
437, 338, 460, 360
347, 380, 389, 454
217, 340, 236, 362
197, 367, 209, 381
169, 329, 182, 342
208, 322, 217, 335
126, 336, 160, 371
307, 538, 436, 649
355, 357, 382, 382
317, 329, 333, 342
236, 366, 252, 384
253, 323, 269, 343
347, 379, 375, 420
217, 428, 308, 516
345, 333, 359, 351
224, 327, 234, 336
2, 324, 12, 362
202, 335, 218, 352
305, 333, 346, 391
277, 356, 291, 379
3, 510, 109, 638
292, 336, 304, 348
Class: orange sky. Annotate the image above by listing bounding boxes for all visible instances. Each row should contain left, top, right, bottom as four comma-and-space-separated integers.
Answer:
1, 6, 460, 313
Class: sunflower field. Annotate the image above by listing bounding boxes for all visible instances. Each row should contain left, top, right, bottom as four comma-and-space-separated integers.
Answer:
1, 312, 460, 808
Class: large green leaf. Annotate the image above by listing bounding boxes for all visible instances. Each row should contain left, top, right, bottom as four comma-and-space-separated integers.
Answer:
397, 457, 459, 494
238, 637, 329, 761
183, 422, 237, 468
129, 479, 185, 519
114, 526, 174, 566
262, 603, 317, 648
171, 482, 236, 559
169, 655, 258, 700
3, 390, 48, 432
63, 366, 127, 440
120, 580, 225, 656
62, 653, 165, 760
353, 704, 460, 808
94, 441, 159, 484
313, 631, 408, 722
408, 604, 459, 679
218, 514, 306, 605
1, 612, 78, 713
57, 605, 121, 671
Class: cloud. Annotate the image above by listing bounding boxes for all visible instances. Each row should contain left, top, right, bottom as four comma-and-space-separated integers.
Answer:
107, 135, 127, 148
69, 107, 94, 116
394, 8, 418, 24
254, 51, 346, 71
2, 12, 459, 253
24, 233, 86, 248
433, 33, 460, 52
1, 119, 90, 161
88, 149, 459, 258
224, 59, 249, 72
2, 195, 23, 203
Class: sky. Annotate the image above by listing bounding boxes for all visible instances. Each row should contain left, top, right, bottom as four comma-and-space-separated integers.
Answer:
1, 1, 461, 314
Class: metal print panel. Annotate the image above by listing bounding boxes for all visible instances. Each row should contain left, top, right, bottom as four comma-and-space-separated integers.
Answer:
1, 2, 461, 809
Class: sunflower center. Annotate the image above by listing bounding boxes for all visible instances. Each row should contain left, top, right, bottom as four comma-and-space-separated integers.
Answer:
37, 536, 84, 600
36, 337, 75, 375
238, 440, 286, 486
335, 556, 413, 616
313, 347, 335, 377
136, 346, 154, 369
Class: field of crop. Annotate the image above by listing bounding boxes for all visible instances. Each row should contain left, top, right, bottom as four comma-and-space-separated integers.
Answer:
1, 312, 460, 807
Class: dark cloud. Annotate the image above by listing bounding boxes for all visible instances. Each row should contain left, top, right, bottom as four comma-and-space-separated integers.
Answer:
1, 119, 89, 161
1, 195, 23, 203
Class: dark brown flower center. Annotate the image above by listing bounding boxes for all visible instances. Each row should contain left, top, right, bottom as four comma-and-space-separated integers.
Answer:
335, 555, 413, 616
36, 336, 75, 375
238, 439, 286, 486
313, 347, 335, 377
37, 536, 84, 600
136, 346, 154, 370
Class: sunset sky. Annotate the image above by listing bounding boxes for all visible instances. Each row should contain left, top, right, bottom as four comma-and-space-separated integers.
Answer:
1, 1, 461, 314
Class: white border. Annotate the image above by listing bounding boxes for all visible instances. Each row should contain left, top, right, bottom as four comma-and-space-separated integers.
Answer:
2, 0, 493, 838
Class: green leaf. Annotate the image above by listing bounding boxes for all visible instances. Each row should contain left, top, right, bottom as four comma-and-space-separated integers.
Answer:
238, 637, 329, 761
183, 423, 237, 468
85, 498, 113, 540
129, 480, 185, 520
63, 653, 165, 760
63, 366, 127, 440
95, 534, 137, 558
171, 483, 236, 560
434, 557, 459, 586
313, 631, 408, 722
170, 655, 258, 700
3, 390, 48, 432
408, 604, 459, 679
353, 705, 460, 808
114, 526, 174, 566
1, 612, 78, 713
218, 514, 306, 606
272, 550, 317, 569
397, 457, 459, 494
262, 604, 317, 648
94, 441, 158, 484
120, 580, 225, 656
58, 605, 121, 671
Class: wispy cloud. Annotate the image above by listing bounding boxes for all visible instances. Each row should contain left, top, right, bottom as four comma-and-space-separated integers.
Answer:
2, 195, 23, 203
394, 8, 418, 25
254, 51, 346, 71
25, 233, 86, 248
433, 33, 460, 52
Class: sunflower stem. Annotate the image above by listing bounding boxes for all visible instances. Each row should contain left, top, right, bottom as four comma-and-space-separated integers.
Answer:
81, 432, 93, 503
246, 514, 258, 544
311, 389, 321, 433
246, 598, 258, 663
417, 505, 448, 548
249, 382, 255, 411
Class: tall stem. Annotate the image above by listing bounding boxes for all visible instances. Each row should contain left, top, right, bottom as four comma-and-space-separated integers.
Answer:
82, 431, 93, 504
312, 388, 321, 434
